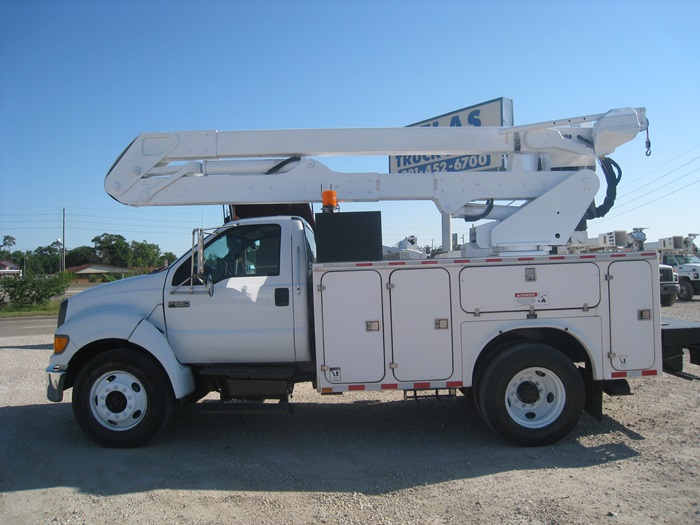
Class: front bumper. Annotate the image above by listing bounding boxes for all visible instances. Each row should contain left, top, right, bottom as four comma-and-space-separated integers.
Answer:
661, 283, 680, 295
46, 365, 67, 402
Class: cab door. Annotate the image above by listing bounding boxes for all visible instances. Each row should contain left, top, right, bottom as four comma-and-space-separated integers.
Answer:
164, 222, 296, 364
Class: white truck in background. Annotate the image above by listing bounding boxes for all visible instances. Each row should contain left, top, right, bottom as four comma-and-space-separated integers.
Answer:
570, 228, 680, 306
48, 106, 698, 448
653, 235, 700, 301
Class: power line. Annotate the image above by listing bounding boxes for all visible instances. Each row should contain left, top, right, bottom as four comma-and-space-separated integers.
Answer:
609, 165, 700, 211
616, 154, 700, 200
617, 143, 700, 192
597, 178, 700, 224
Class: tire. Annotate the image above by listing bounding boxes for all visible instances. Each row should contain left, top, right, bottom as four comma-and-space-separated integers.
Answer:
477, 343, 585, 447
72, 348, 174, 448
660, 293, 677, 307
678, 280, 694, 302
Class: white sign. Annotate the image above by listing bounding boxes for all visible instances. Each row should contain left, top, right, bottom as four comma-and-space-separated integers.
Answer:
389, 97, 513, 174
514, 292, 549, 307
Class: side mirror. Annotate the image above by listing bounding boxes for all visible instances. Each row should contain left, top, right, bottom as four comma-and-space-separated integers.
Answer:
196, 228, 205, 282
196, 229, 215, 296
206, 273, 214, 297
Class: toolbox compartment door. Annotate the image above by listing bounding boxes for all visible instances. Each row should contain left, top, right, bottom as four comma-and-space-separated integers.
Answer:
460, 262, 600, 314
319, 270, 385, 384
608, 260, 656, 371
390, 268, 453, 381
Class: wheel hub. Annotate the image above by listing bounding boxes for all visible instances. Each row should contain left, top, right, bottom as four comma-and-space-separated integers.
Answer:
90, 371, 147, 431
516, 381, 541, 404
505, 367, 566, 429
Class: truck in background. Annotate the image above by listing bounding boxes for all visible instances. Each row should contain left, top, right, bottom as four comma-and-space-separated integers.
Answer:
659, 236, 699, 301
568, 228, 680, 306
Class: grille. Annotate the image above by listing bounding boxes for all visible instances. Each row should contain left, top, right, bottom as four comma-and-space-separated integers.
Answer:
659, 266, 674, 283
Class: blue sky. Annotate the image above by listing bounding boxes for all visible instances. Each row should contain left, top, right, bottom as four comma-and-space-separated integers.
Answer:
1, 0, 699, 256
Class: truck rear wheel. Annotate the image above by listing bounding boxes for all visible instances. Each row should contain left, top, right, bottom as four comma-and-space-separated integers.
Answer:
72, 348, 173, 448
477, 343, 584, 447
678, 280, 694, 301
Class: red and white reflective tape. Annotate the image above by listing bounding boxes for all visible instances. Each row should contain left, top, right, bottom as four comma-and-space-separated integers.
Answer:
321, 380, 463, 394
610, 369, 659, 379
314, 251, 657, 271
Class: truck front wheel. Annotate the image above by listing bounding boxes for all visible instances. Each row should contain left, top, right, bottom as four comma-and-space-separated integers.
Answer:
678, 280, 694, 301
477, 343, 584, 447
660, 292, 677, 307
72, 348, 173, 448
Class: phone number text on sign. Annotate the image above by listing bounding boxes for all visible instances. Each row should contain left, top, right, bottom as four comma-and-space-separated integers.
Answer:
395, 154, 492, 174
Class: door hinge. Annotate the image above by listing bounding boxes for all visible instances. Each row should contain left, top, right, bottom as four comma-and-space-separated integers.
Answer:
386, 283, 395, 290
317, 284, 326, 292
608, 352, 616, 359
389, 362, 398, 369
605, 274, 613, 281
320, 365, 329, 371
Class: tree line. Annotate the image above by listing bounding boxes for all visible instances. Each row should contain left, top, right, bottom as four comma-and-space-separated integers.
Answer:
2, 233, 178, 275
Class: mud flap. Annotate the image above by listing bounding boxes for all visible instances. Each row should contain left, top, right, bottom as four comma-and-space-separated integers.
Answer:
580, 367, 603, 421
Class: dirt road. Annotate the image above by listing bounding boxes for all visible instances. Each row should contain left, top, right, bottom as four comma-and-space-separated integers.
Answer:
1, 302, 699, 524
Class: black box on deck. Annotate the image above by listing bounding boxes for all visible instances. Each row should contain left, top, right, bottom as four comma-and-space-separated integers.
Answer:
315, 211, 382, 263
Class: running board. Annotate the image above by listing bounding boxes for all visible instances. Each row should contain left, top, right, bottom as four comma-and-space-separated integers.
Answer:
403, 388, 457, 402
665, 369, 700, 381
199, 400, 294, 415
199, 365, 296, 379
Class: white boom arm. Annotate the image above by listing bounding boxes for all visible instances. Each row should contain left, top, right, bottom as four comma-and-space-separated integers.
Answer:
105, 107, 648, 253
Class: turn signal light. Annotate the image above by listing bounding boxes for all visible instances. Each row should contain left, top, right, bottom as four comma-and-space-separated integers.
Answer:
54, 335, 69, 354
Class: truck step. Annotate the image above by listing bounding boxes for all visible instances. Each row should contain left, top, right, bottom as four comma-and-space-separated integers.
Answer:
199, 365, 296, 379
199, 400, 294, 415
666, 370, 700, 381
403, 388, 457, 402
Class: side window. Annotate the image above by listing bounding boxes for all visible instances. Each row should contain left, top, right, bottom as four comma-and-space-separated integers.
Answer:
171, 224, 281, 287
204, 225, 281, 284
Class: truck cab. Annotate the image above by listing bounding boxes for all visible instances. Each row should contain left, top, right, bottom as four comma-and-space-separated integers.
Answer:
165, 216, 315, 367
48, 216, 317, 446
662, 253, 700, 301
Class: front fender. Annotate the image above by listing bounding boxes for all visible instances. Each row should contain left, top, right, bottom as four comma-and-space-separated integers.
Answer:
128, 319, 195, 399
54, 309, 195, 400
56, 306, 145, 356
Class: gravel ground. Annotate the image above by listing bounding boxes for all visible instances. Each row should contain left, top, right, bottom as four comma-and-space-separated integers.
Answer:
1, 300, 699, 524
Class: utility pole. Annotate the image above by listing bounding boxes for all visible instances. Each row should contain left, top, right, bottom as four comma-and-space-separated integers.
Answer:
61, 208, 66, 272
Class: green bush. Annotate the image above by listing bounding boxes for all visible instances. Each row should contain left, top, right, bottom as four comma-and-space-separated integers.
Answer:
0, 273, 73, 308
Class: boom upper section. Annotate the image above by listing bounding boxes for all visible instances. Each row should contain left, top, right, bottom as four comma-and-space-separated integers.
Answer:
105, 107, 648, 253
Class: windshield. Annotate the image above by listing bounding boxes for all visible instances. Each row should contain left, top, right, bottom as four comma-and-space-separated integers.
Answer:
678, 254, 700, 264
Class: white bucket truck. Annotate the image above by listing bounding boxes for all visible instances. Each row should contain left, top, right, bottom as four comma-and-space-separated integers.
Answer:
48, 107, 683, 448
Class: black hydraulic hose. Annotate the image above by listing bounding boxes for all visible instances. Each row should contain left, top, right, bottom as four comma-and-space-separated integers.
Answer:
584, 155, 622, 220
266, 156, 301, 174
462, 199, 495, 222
